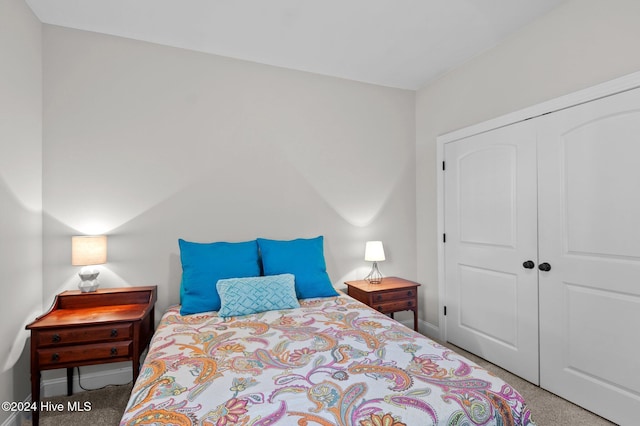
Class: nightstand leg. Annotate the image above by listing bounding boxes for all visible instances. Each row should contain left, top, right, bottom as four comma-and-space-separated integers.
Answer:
413, 310, 418, 332
30, 334, 40, 426
31, 370, 40, 426
133, 357, 140, 382
67, 368, 73, 395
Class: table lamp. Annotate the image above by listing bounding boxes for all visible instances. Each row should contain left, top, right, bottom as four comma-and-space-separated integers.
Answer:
72, 235, 107, 292
364, 240, 385, 284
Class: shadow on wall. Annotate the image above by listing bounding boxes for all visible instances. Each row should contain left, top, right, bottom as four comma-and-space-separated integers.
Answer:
42, 213, 84, 309
42, 144, 416, 315
0, 176, 42, 383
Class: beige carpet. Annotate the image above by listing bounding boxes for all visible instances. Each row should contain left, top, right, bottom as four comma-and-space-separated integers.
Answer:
443, 343, 616, 426
26, 383, 132, 426
29, 352, 615, 426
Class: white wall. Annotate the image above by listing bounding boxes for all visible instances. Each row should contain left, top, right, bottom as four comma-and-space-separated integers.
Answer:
0, 0, 43, 421
416, 0, 640, 328
23, 0, 640, 401
42, 25, 416, 317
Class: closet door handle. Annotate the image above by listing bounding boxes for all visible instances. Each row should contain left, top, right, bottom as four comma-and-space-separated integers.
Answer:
522, 260, 535, 269
538, 262, 552, 272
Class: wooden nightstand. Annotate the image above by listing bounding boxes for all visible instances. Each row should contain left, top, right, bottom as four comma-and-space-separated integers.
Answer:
345, 277, 420, 331
26, 286, 157, 426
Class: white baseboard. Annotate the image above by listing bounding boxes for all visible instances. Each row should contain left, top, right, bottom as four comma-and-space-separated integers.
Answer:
1, 395, 30, 426
417, 319, 440, 340
397, 318, 440, 340
42, 366, 133, 398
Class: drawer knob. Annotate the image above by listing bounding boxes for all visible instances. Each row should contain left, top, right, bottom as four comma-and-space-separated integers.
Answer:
110, 347, 118, 356
376, 295, 382, 301
407, 291, 413, 297
110, 329, 118, 337
407, 301, 413, 307
377, 306, 383, 311
52, 334, 61, 343
51, 353, 60, 362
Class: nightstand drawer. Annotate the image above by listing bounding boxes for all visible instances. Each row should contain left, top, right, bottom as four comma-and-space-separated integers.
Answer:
372, 299, 416, 314
38, 341, 133, 367
37, 324, 132, 347
371, 288, 417, 303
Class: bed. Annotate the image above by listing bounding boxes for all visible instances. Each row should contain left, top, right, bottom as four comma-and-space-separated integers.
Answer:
120, 237, 535, 425
120, 294, 535, 425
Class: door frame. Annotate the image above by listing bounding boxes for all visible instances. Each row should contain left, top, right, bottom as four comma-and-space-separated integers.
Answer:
436, 70, 640, 342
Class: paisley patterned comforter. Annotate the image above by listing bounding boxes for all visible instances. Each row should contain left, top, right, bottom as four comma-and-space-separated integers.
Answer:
120, 295, 536, 425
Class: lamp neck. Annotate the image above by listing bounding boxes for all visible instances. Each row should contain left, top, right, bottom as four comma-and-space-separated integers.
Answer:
365, 261, 383, 284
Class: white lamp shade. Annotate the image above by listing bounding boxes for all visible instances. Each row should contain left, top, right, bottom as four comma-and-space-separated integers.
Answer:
364, 241, 385, 262
72, 235, 107, 266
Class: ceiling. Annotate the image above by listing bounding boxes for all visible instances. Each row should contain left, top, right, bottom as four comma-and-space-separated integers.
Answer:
26, 0, 567, 90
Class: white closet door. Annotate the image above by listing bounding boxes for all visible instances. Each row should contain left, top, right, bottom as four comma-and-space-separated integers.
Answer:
444, 120, 539, 384
538, 87, 640, 426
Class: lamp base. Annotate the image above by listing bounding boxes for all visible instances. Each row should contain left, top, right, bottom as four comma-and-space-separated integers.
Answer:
78, 269, 100, 293
365, 262, 383, 284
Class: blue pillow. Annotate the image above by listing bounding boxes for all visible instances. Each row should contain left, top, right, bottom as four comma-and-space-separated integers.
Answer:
217, 274, 300, 318
257, 236, 338, 299
179, 239, 260, 315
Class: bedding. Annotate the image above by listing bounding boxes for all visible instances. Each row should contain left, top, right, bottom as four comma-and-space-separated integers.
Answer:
178, 239, 261, 315
217, 274, 300, 318
257, 236, 338, 299
120, 294, 535, 426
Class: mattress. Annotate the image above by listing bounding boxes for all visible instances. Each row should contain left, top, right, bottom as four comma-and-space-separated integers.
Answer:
120, 295, 535, 425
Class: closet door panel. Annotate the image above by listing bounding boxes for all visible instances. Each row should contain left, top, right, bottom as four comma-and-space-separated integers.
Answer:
538, 87, 640, 426
444, 120, 539, 384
